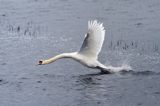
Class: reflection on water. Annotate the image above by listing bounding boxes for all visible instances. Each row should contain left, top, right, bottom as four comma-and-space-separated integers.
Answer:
76, 74, 109, 106
74, 70, 160, 106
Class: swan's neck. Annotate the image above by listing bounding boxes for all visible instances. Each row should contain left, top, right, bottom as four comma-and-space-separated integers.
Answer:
42, 52, 77, 65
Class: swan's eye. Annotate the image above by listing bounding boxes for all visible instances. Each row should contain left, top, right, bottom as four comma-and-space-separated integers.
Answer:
39, 61, 43, 65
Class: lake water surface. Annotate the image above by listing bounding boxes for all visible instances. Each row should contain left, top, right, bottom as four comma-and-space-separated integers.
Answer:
0, 0, 160, 106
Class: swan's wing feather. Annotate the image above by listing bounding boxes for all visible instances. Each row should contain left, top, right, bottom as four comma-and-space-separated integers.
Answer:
79, 20, 105, 59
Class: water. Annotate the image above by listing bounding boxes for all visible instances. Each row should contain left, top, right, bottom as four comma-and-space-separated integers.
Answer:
0, 0, 160, 106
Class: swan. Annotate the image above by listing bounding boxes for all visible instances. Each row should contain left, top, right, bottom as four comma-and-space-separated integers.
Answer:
38, 20, 131, 74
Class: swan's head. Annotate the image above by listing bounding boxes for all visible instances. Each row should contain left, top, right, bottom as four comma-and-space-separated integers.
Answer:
38, 60, 51, 65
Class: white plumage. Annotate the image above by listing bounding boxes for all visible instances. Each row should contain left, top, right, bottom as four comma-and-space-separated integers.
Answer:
38, 20, 131, 74
79, 20, 105, 59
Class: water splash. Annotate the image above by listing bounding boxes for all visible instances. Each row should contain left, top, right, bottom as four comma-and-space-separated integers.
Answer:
106, 64, 132, 73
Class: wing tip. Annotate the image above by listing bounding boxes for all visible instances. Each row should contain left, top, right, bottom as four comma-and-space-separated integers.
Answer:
88, 20, 105, 32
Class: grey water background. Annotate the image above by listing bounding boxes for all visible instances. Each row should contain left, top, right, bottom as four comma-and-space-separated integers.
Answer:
0, 0, 160, 106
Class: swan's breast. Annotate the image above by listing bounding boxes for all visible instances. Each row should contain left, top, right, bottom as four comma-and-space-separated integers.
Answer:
75, 53, 97, 68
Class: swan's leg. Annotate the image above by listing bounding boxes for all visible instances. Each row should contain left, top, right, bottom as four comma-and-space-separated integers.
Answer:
96, 66, 112, 74
100, 69, 112, 74
96, 61, 114, 74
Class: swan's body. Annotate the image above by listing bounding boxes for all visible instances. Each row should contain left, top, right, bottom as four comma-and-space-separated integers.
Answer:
38, 20, 131, 74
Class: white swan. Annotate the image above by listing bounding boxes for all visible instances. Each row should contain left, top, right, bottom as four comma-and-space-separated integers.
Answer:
38, 20, 131, 74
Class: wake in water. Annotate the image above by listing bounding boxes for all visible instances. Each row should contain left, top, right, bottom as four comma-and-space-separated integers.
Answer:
119, 70, 160, 76
83, 70, 160, 77
102, 64, 159, 75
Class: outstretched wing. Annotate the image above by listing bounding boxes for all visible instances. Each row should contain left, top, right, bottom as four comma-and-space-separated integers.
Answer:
79, 20, 105, 59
